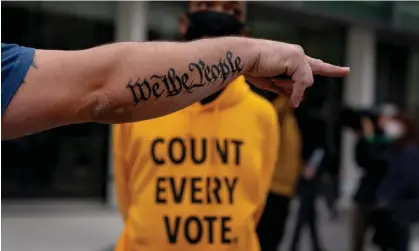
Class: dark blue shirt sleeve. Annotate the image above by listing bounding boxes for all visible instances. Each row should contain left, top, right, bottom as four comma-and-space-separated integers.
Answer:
1, 43, 35, 116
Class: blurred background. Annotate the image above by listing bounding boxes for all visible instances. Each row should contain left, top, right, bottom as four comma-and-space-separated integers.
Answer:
1, 1, 419, 251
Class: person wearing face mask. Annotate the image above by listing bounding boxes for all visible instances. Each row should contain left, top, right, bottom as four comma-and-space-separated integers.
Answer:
350, 106, 396, 251
371, 114, 419, 251
177, 1, 248, 105
112, 2, 279, 251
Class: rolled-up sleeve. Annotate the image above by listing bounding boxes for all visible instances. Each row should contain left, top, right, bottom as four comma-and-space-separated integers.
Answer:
1, 43, 35, 116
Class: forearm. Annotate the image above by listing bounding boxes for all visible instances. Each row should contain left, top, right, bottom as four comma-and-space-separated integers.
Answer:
2, 34, 349, 140
1, 37, 257, 139
88, 37, 256, 123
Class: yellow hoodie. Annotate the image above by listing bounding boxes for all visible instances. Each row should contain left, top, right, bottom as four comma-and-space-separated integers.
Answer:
269, 96, 302, 198
112, 76, 279, 251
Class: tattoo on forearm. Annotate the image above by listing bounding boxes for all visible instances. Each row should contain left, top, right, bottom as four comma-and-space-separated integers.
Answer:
126, 51, 244, 105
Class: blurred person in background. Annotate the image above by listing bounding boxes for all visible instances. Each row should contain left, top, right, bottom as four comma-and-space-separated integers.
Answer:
289, 106, 328, 251
350, 104, 398, 251
371, 113, 419, 251
257, 95, 302, 251
112, 2, 279, 251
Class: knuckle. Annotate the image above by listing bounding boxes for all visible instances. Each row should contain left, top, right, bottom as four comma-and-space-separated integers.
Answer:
307, 77, 314, 87
313, 58, 323, 65
293, 44, 305, 54
289, 48, 302, 60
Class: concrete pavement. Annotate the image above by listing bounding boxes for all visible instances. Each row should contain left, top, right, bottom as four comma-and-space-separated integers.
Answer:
1, 200, 418, 251
280, 200, 419, 251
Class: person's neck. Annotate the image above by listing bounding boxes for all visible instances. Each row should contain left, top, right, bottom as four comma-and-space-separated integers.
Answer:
200, 88, 224, 105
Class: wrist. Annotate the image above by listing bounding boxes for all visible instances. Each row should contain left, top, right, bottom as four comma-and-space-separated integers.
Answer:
224, 37, 260, 75
189, 36, 259, 76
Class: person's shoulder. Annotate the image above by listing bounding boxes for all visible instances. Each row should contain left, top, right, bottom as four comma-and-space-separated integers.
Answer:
244, 89, 274, 109
114, 121, 146, 133
112, 121, 147, 144
244, 90, 277, 121
112, 122, 133, 137
113, 122, 132, 129
118, 110, 185, 132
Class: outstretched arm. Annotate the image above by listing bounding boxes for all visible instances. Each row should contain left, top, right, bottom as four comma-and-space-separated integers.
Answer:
2, 37, 349, 140
2, 38, 256, 139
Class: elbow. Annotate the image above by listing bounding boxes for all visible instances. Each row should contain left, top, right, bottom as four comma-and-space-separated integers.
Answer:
83, 89, 138, 124
80, 59, 131, 123
83, 91, 122, 124
87, 91, 113, 122
80, 43, 162, 124
73, 77, 111, 123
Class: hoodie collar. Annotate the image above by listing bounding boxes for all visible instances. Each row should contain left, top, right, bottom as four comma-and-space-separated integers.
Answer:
188, 76, 249, 113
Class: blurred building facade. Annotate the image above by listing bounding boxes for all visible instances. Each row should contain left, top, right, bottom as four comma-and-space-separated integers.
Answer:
2, 1, 419, 209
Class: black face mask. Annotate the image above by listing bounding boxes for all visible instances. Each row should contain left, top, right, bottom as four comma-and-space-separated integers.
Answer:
185, 11, 244, 40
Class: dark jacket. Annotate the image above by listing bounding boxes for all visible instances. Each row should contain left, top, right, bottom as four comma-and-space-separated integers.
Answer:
353, 136, 390, 206
296, 117, 327, 199
377, 144, 419, 226
370, 144, 419, 251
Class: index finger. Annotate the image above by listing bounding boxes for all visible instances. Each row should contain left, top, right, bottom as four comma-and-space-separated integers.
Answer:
306, 56, 350, 77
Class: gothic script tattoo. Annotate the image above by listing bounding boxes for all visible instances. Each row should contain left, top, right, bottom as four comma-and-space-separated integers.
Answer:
126, 51, 244, 105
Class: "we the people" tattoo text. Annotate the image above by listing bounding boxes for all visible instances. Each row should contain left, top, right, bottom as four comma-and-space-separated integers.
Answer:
126, 51, 244, 105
